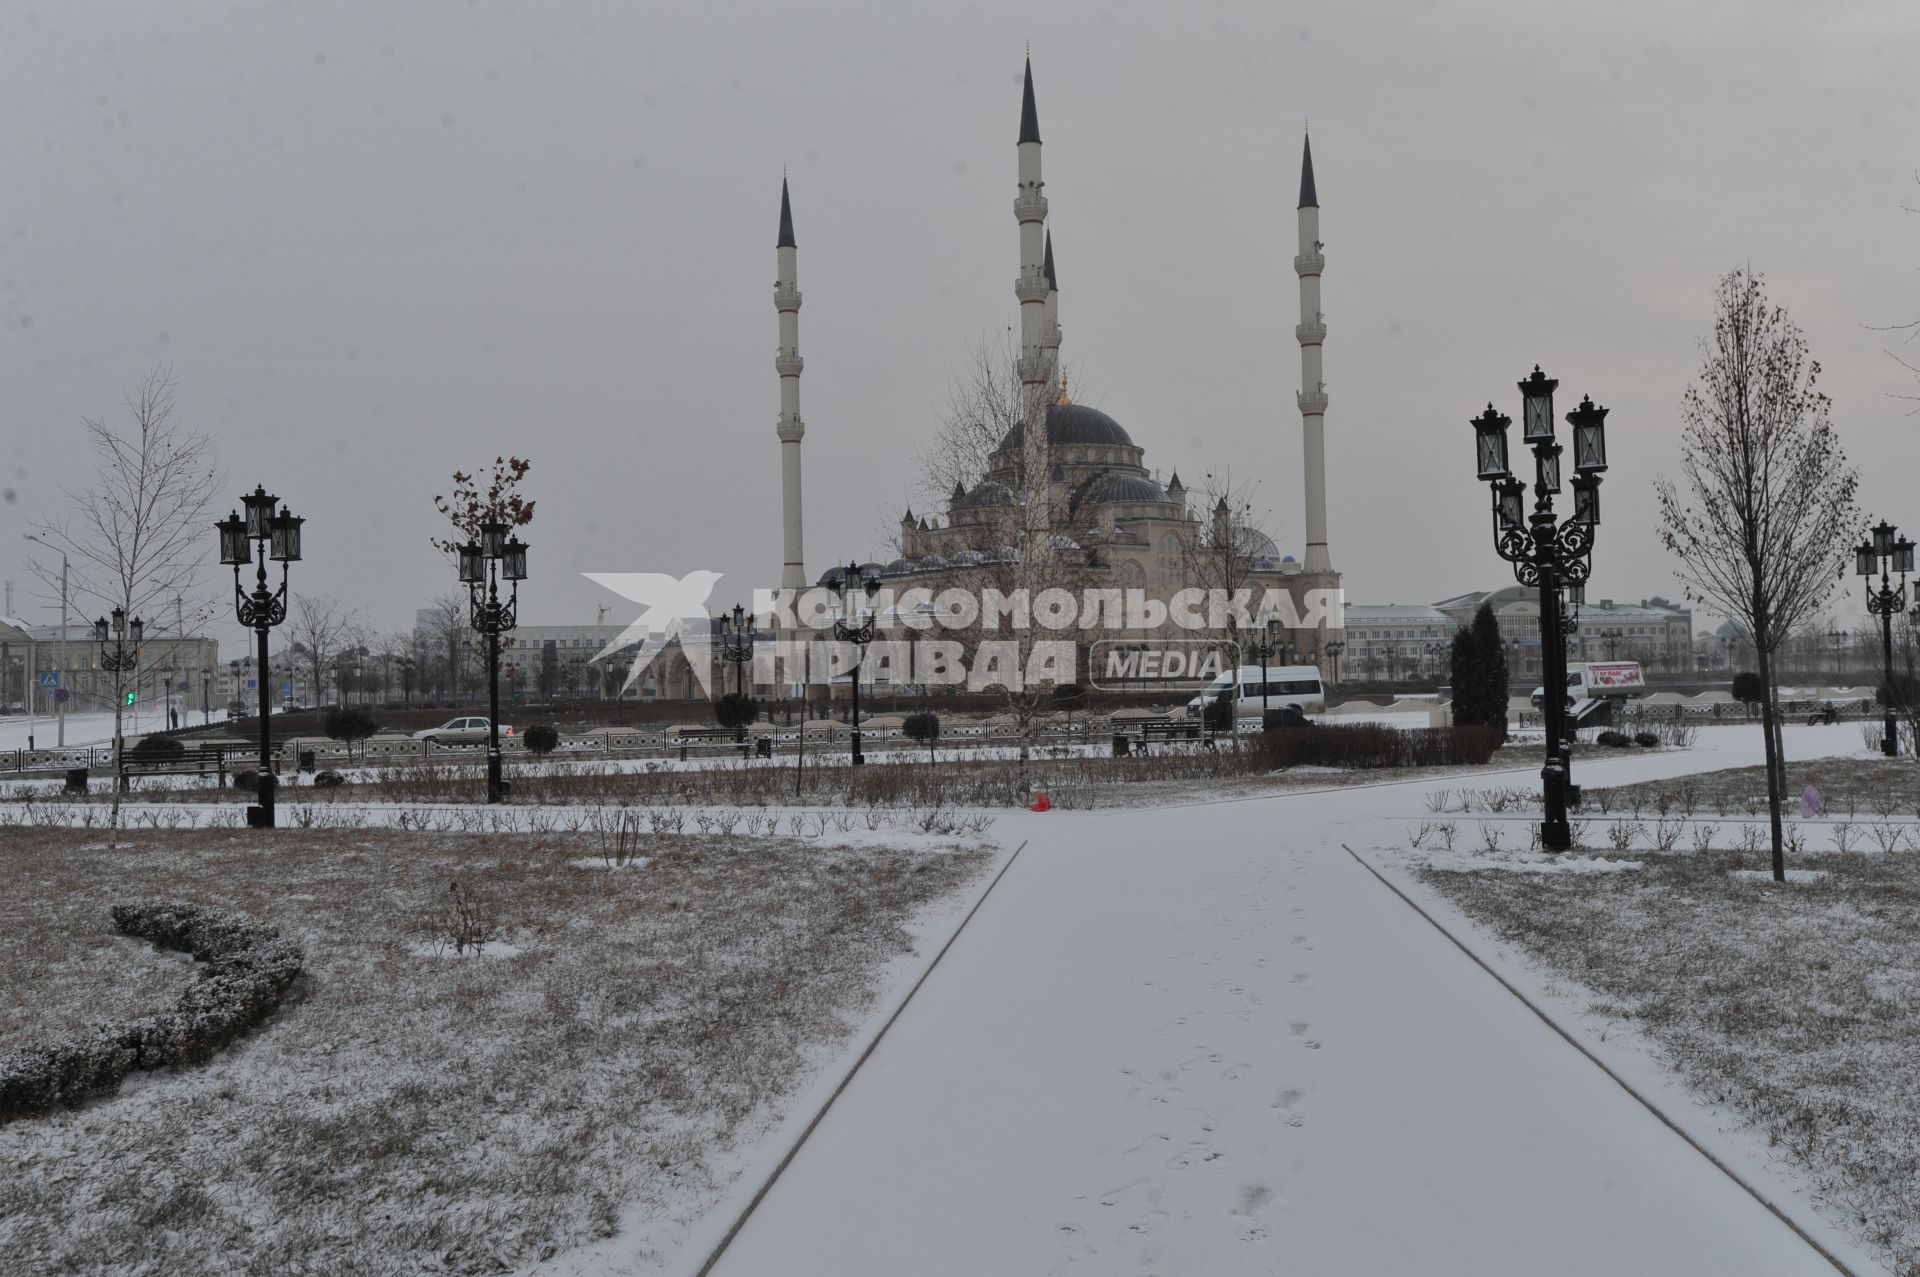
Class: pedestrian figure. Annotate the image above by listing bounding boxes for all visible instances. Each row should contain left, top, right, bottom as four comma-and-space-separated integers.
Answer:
1800, 784, 1822, 819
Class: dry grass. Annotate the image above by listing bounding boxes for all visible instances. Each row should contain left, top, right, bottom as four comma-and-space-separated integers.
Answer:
1588, 756, 1920, 821
1421, 847, 1920, 1273
0, 827, 989, 1276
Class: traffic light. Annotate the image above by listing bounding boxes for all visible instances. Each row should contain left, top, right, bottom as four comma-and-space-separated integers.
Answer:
125, 691, 136, 706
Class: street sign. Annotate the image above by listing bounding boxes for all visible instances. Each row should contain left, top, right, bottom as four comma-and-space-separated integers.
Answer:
246, 678, 257, 690
37, 671, 59, 688
53, 689, 69, 704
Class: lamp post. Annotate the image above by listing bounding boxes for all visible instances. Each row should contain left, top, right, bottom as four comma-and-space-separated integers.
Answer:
1855, 520, 1914, 757
718, 603, 756, 698
833, 562, 881, 764
1470, 366, 1609, 852
217, 485, 301, 827
1324, 639, 1344, 685
718, 603, 757, 751
457, 519, 527, 803
201, 668, 211, 726
1244, 626, 1279, 719
95, 607, 142, 794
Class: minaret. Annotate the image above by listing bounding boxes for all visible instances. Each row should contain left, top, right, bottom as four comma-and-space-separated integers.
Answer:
1043, 230, 1063, 397
1295, 134, 1333, 574
774, 177, 807, 592
1014, 57, 1053, 520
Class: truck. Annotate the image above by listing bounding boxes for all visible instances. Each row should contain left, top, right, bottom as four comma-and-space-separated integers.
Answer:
1530, 661, 1646, 709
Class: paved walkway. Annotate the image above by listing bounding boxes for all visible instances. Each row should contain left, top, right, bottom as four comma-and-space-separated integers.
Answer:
712, 727, 1863, 1276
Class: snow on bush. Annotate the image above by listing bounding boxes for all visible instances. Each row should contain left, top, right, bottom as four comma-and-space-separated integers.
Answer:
0, 901, 302, 1120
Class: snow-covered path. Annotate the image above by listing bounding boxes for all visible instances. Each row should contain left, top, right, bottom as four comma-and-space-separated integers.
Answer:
707, 726, 1867, 1276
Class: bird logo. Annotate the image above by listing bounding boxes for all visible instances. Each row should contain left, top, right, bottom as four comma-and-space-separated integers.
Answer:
584, 570, 725, 697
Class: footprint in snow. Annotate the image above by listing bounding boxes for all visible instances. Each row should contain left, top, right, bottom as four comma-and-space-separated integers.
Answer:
1054, 1222, 1096, 1256
1288, 1021, 1309, 1037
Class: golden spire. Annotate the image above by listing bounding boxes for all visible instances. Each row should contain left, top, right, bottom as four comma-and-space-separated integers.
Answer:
1057, 370, 1072, 405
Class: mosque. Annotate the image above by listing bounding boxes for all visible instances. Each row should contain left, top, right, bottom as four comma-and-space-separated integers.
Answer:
770, 58, 1343, 674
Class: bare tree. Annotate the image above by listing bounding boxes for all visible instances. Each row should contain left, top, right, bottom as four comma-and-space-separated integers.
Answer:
1655, 268, 1861, 880
286, 594, 362, 710
25, 369, 222, 829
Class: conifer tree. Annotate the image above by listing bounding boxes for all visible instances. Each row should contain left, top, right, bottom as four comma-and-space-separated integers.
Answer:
1449, 602, 1510, 741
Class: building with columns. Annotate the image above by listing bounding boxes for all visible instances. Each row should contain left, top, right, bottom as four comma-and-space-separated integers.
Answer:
778, 59, 1344, 672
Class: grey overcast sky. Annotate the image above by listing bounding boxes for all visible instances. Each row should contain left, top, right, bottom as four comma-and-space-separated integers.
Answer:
3, 0, 1918, 646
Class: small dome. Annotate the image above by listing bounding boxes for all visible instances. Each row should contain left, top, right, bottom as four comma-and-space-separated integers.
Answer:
1080, 474, 1169, 506
816, 565, 848, 587
882, 558, 914, 577
950, 548, 987, 565
997, 402, 1135, 452
956, 478, 1019, 509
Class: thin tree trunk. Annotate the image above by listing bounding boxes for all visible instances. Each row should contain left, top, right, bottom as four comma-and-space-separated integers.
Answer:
110, 671, 125, 834
1755, 637, 1785, 882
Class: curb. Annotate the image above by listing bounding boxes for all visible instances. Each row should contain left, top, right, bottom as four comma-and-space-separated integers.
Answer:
1343, 843, 1861, 1277
691, 837, 1032, 1277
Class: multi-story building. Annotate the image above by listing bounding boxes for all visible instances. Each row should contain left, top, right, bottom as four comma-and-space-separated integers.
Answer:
2, 620, 221, 720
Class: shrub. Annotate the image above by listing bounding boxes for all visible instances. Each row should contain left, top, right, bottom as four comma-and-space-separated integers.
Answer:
231, 768, 258, 790
321, 707, 380, 757
1596, 730, 1632, 748
903, 711, 941, 762
128, 734, 186, 761
523, 723, 561, 756
312, 769, 346, 788
1262, 705, 1312, 731
1730, 671, 1765, 708
1257, 722, 1501, 770
713, 692, 757, 735
1633, 732, 1660, 748
0, 903, 303, 1120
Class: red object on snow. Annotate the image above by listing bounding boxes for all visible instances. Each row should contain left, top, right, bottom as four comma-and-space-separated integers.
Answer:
1030, 791, 1051, 812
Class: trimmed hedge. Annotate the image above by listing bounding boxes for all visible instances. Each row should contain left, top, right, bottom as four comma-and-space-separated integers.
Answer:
0, 902, 303, 1121
1257, 723, 1502, 770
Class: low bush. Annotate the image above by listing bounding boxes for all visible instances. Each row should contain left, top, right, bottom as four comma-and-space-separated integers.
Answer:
231, 768, 258, 790
1633, 731, 1660, 748
1596, 730, 1632, 748
312, 770, 346, 788
0, 902, 303, 1120
523, 724, 561, 756
128, 735, 186, 761
1257, 723, 1501, 770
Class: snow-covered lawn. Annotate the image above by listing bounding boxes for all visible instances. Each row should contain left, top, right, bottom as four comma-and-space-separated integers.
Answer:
0, 827, 993, 1276
1416, 841, 1920, 1272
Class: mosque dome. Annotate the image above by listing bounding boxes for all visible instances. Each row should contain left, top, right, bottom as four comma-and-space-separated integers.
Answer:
1079, 473, 1169, 506
956, 478, 1020, 509
997, 402, 1135, 452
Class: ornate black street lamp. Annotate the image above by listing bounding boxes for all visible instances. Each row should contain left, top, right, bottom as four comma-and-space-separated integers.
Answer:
1244, 626, 1279, 718
718, 603, 757, 752
458, 518, 527, 802
1470, 366, 1609, 852
216, 485, 302, 828
833, 561, 881, 764
1855, 520, 1914, 756
1324, 639, 1345, 685
95, 608, 142, 791
718, 603, 756, 699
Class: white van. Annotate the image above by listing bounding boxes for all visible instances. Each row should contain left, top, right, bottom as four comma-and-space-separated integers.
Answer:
1185, 665, 1326, 720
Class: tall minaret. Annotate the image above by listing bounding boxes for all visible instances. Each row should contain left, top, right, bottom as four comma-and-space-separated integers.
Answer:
1295, 134, 1332, 573
1043, 230, 1063, 397
774, 177, 807, 592
1014, 57, 1053, 518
